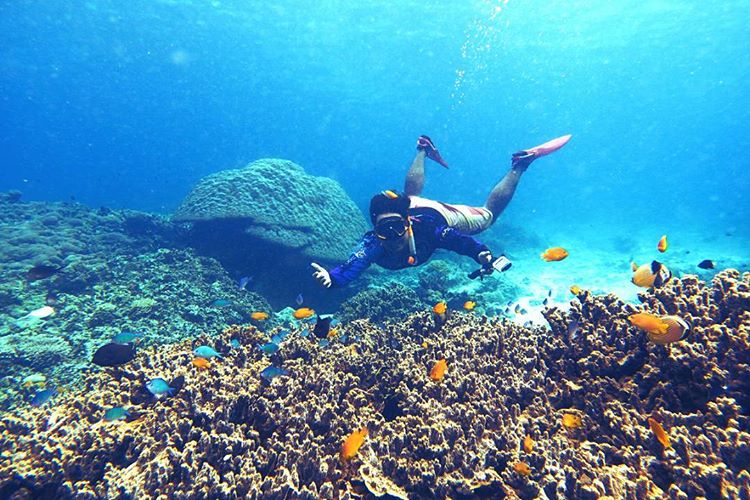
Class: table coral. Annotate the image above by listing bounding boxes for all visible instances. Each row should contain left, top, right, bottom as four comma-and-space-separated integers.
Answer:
0, 271, 748, 499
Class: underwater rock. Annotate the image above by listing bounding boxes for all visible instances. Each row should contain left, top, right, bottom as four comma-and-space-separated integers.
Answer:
172, 158, 368, 307
0, 271, 748, 498
172, 158, 367, 263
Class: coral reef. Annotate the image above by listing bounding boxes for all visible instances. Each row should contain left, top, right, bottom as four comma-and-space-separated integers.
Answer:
0, 195, 271, 411
1, 270, 748, 498
338, 282, 425, 324
171, 158, 368, 307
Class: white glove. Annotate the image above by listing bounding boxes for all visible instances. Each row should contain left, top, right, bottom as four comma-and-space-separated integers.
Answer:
310, 262, 332, 288
477, 250, 493, 265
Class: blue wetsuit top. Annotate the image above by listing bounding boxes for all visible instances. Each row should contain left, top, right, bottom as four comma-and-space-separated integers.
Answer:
329, 207, 490, 288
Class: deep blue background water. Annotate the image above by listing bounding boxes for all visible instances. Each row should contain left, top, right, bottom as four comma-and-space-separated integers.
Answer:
2, 0, 749, 242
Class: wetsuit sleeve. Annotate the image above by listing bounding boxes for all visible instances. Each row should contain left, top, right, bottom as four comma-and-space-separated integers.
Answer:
328, 235, 383, 288
434, 226, 490, 264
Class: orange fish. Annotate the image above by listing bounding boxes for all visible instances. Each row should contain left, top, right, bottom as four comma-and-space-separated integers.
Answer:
463, 301, 476, 311
340, 427, 368, 462
433, 302, 447, 315
250, 311, 269, 321
541, 247, 569, 262
513, 462, 531, 476
327, 328, 339, 340
293, 307, 315, 319
628, 312, 669, 336
647, 315, 691, 345
657, 235, 668, 253
648, 417, 671, 449
429, 358, 448, 382
523, 435, 534, 453
192, 357, 210, 370
562, 413, 583, 429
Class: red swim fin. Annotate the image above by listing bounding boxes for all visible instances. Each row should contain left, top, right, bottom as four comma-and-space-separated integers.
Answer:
417, 135, 449, 168
512, 134, 572, 170
524, 134, 572, 158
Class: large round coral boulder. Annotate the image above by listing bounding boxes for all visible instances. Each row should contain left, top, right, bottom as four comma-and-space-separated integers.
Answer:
173, 159, 369, 307
174, 158, 368, 262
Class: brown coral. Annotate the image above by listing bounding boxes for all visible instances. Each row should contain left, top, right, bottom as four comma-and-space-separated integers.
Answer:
1, 271, 749, 499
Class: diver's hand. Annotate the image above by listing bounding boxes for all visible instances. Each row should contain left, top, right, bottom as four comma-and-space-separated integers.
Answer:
477, 250, 493, 266
310, 262, 332, 288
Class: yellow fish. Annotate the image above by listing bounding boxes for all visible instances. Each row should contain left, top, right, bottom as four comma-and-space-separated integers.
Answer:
541, 247, 569, 262
631, 260, 672, 288
569, 285, 582, 295
628, 312, 669, 336
648, 417, 671, 449
657, 234, 668, 253
429, 358, 448, 382
293, 307, 315, 319
421, 340, 429, 349
523, 435, 534, 453
327, 328, 339, 340
513, 462, 531, 476
340, 427, 368, 462
647, 315, 691, 345
463, 301, 476, 311
562, 413, 583, 429
250, 311, 269, 321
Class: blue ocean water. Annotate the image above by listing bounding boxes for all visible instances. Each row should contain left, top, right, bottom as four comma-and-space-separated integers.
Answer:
1, 0, 748, 241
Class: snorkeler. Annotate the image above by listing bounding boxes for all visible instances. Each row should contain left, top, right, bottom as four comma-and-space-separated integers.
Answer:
310, 134, 571, 288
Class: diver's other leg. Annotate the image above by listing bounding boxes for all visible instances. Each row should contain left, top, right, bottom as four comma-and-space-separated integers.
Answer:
485, 135, 573, 223
404, 150, 426, 196
484, 167, 524, 224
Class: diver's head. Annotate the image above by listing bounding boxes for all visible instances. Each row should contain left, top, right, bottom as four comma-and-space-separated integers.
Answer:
370, 190, 410, 225
370, 191, 410, 248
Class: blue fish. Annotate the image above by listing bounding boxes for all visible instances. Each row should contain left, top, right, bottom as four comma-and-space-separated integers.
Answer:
31, 388, 57, 407
300, 328, 309, 338
230, 339, 241, 348
270, 333, 283, 344
194, 345, 223, 359
260, 365, 289, 381
295, 293, 304, 306
238, 276, 251, 290
112, 331, 143, 345
146, 378, 175, 397
103, 406, 131, 422
318, 339, 330, 348
258, 342, 279, 355
211, 299, 232, 307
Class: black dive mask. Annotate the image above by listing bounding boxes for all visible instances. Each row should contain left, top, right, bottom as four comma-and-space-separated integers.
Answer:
375, 216, 408, 240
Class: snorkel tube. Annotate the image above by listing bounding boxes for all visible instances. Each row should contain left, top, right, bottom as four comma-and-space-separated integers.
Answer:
406, 220, 417, 265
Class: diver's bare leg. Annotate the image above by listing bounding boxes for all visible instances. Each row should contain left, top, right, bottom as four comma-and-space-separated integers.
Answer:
404, 151, 426, 196
484, 167, 523, 224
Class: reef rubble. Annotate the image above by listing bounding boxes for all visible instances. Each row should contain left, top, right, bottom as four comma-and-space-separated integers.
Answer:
0, 271, 748, 499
